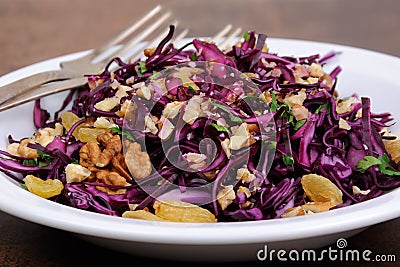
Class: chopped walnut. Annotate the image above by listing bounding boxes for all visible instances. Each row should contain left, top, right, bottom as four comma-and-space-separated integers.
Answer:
203, 170, 217, 180
162, 101, 185, 119
306, 77, 319, 84
338, 118, 351, 130
172, 67, 202, 91
115, 84, 132, 99
236, 166, 256, 183
240, 72, 260, 79
136, 84, 153, 100
284, 89, 307, 107
321, 73, 333, 88
144, 114, 159, 135
93, 117, 117, 129
111, 153, 131, 180
94, 97, 120, 112
79, 132, 122, 168
95, 170, 130, 195
336, 97, 361, 114
124, 140, 152, 179
291, 104, 309, 121
34, 123, 64, 147
183, 94, 203, 125
229, 122, 256, 150
237, 186, 251, 198
259, 91, 272, 104
116, 100, 134, 118
144, 47, 156, 57
184, 152, 207, 170
221, 138, 231, 159
217, 185, 236, 210
158, 117, 174, 141
17, 139, 39, 159
294, 65, 309, 81
6, 143, 19, 157
352, 185, 370, 196
307, 63, 324, 78
301, 201, 335, 213
281, 206, 306, 218
281, 201, 335, 218
65, 164, 91, 183
79, 142, 101, 167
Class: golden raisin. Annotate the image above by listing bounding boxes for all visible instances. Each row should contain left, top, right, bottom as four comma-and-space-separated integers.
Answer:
153, 200, 217, 223
75, 128, 107, 143
23, 175, 64, 199
122, 210, 165, 221
301, 174, 343, 206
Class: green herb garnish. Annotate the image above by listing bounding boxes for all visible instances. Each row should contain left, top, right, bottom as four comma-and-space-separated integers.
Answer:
139, 61, 147, 73
210, 123, 230, 134
357, 154, 400, 176
270, 92, 278, 112
282, 154, 294, 166
211, 103, 244, 123
315, 103, 331, 114
191, 53, 198, 61
243, 31, 250, 42
187, 85, 197, 94
110, 126, 136, 142
294, 119, 307, 131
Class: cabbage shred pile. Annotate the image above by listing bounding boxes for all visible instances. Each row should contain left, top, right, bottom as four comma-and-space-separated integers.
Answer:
0, 25, 399, 222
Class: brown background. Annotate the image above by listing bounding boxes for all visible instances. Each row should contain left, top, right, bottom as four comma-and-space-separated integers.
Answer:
0, 0, 399, 266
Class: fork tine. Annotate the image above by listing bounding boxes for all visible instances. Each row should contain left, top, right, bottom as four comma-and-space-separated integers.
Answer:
213, 24, 233, 44
219, 27, 242, 49
128, 22, 185, 62
92, 5, 163, 58
172, 28, 189, 44
107, 12, 172, 61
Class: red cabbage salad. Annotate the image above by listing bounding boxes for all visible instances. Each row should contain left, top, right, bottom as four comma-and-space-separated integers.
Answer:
1, 25, 399, 222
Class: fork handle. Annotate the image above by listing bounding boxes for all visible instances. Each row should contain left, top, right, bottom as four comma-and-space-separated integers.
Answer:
0, 70, 70, 106
0, 76, 88, 112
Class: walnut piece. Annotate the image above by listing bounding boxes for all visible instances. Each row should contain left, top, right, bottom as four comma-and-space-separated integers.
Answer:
78, 132, 134, 195
65, 164, 91, 183
111, 153, 131, 179
291, 104, 309, 121
217, 185, 236, 210
124, 140, 152, 179
79, 132, 122, 168
17, 139, 39, 159
95, 170, 130, 195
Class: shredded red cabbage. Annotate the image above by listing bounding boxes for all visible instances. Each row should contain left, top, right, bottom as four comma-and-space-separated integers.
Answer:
0, 25, 399, 222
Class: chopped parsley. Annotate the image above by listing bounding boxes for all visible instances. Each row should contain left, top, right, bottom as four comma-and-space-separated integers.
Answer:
22, 150, 52, 167
282, 154, 294, 166
210, 123, 230, 134
187, 85, 197, 94
211, 103, 244, 123
191, 53, 198, 61
243, 31, 250, 42
110, 126, 136, 142
357, 154, 400, 176
294, 119, 307, 131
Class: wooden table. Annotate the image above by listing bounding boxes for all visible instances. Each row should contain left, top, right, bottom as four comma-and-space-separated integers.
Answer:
0, 0, 398, 266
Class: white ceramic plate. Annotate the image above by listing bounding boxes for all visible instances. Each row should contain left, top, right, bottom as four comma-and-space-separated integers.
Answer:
0, 38, 399, 262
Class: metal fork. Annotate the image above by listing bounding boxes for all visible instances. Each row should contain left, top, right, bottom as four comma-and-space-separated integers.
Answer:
0, 24, 242, 112
0, 5, 186, 109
